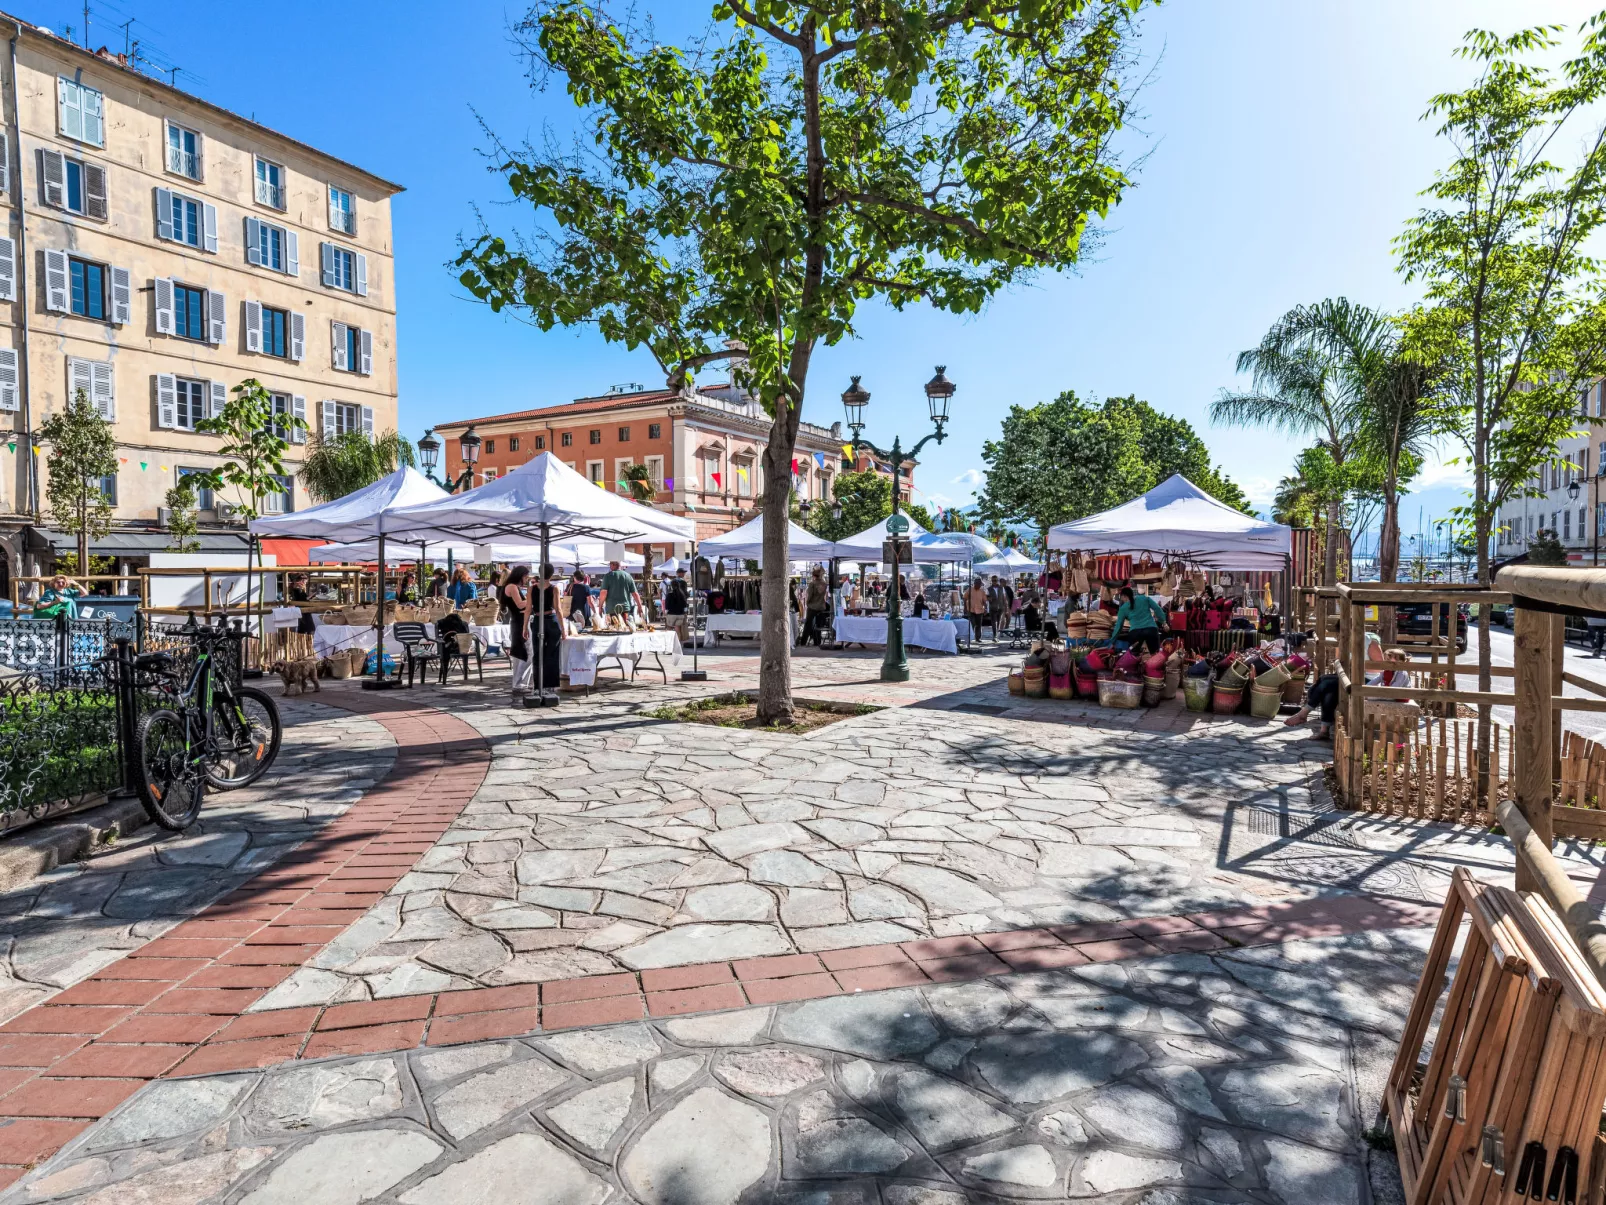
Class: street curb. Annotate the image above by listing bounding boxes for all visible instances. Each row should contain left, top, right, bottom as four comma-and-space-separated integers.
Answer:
0, 796, 151, 895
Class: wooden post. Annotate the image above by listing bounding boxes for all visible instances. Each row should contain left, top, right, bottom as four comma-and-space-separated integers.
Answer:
1347, 593, 1365, 802
1513, 605, 1555, 893
1552, 612, 1565, 788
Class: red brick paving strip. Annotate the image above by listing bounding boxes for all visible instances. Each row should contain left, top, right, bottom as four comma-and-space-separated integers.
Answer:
0, 691, 1444, 1186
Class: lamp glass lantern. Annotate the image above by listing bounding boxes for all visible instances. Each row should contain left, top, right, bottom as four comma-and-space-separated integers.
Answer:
841, 376, 870, 432
1570, 479, 1582, 503
924, 365, 955, 426
459, 427, 482, 467
417, 429, 441, 475
831, 498, 843, 522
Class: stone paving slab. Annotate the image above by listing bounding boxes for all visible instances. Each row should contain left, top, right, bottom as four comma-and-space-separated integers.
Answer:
0, 924, 1434, 1204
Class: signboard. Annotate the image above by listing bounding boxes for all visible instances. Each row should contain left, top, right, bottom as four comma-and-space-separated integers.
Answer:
886, 514, 910, 534
882, 537, 912, 565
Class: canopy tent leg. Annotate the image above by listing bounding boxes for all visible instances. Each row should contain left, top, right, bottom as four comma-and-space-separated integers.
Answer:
361, 530, 399, 690
529, 521, 559, 707
683, 539, 707, 681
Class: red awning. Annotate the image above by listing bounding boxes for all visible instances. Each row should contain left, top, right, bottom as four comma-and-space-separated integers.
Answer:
259, 538, 321, 566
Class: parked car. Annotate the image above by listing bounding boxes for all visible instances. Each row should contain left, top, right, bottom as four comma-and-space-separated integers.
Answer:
1391, 601, 1469, 652
1485, 601, 1513, 628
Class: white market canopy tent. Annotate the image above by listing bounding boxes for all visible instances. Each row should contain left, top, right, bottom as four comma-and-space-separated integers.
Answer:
1046, 474, 1291, 570
922, 531, 999, 561
308, 539, 606, 566
250, 467, 451, 543
835, 515, 970, 564
973, 548, 1044, 574
698, 514, 838, 563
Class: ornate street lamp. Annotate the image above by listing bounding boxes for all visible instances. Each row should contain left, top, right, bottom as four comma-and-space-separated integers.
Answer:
843, 366, 956, 682
418, 426, 480, 493
417, 428, 440, 478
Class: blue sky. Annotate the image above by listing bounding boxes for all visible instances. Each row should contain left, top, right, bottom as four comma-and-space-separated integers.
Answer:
30, 0, 1606, 527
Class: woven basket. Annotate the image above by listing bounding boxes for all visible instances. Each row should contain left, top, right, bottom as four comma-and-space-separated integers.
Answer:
322, 609, 348, 625
348, 605, 377, 625
1210, 684, 1244, 714
1142, 674, 1164, 707
1249, 683, 1283, 719
1023, 666, 1049, 698
1099, 678, 1144, 709
326, 655, 351, 680
1184, 674, 1212, 712
1281, 674, 1308, 705
1049, 672, 1073, 700
1008, 669, 1025, 695
1162, 660, 1183, 700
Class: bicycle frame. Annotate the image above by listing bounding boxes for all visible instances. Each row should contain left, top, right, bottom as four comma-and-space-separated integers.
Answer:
149, 632, 247, 776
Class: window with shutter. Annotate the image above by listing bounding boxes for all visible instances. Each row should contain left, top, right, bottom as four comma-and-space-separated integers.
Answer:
355, 253, 368, 296
207, 290, 226, 345
165, 122, 201, 180
289, 311, 304, 362
90, 362, 114, 420
330, 321, 348, 370
258, 306, 287, 358
244, 216, 261, 266
68, 258, 105, 320
83, 163, 106, 219
286, 231, 299, 277
209, 380, 226, 421
0, 132, 9, 196
42, 249, 68, 313
0, 348, 18, 412
67, 356, 92, 406
360, 406, 373, 437
153, 276, 175, 334
38, 149, 64, 208
155, 373, 178, 430
79, 85, 103, 147
328, 186, 355, 234
320, 243, 335, 287
321, 399, 336, 436
359, 329, 373, 375
291, 396, 306, 445
155, 187, 173, 241
57, 77, 82, 142
109, 266, 130, 324
0, 238, 16, 303
202, 203, 218, 253
244, 300, 262, 352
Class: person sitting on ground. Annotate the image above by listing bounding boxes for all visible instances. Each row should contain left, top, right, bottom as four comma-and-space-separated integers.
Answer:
1286, 630, 1410, 740
1111, 585, 1168, 654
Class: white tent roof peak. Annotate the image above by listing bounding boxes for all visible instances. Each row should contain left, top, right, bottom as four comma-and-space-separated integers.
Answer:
249, 466, 450, 542
382, 451, 697, 544
698, 513, 837, 562
835, 513, 969, 563
1046, 473, 1290, 569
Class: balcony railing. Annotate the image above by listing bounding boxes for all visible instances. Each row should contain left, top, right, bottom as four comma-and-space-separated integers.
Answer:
255, 179, 285, 209
166, 146, 200, 180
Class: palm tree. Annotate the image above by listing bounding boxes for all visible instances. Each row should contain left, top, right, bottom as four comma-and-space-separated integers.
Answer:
1361, 347, 1442, 596
1212, 299, 1392, 584
621, 462, 655, 503
300, 430, 416, 503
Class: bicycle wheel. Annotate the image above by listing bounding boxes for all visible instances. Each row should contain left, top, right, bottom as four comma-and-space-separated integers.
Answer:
134, 708, 205, 830
205, 686, 282, 790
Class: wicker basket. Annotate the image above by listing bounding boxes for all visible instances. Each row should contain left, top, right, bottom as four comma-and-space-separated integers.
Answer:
348, 605, 377, 626
1162, 659, 1183, 699
326, 655, 351, 680
1049, 673, 1074, 700
1249, 683, 1283, 719
1210, 684, 1244, 714
322, 609, 348, 625
346, 647, 367, 675
1008, 669, 1025, 695
1183, 674, 1212, 712
1142, 675, 1164, 707
1023, 665, 1049, 698
1099, 678, 1143, 709
1281, 674, 1308, 706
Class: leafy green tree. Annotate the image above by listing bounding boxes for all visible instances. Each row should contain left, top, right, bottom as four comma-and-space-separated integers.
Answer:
39, 389, 117, 578
1528, 526, 1567, 566
164, 483, 200, 554
1395, 16, 1606, 797
300, 430, 415, 504
456, 0, 1147, 722
809, 471, 890, 543
977, 392, 1247, 535
905, 502, 935, 533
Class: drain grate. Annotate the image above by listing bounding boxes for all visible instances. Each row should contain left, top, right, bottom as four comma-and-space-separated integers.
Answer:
1244, 806, 1364, 849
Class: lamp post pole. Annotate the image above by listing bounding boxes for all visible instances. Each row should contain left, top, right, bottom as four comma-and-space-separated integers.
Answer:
842, 368, 955, 683
417, 427, 482, 579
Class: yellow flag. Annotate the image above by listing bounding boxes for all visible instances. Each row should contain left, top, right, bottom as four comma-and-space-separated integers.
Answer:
841, 444, 854, 460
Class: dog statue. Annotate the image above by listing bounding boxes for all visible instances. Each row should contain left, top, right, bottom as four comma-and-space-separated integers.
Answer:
271, 658, 321, 695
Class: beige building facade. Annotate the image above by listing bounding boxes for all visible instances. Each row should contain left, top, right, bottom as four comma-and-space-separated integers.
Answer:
0, 17, 402, 581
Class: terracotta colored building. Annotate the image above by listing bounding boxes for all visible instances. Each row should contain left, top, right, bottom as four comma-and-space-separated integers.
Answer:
430, 382, 881, 545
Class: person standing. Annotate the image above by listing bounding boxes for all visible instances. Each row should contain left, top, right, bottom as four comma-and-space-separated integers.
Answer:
1110, 585, 1168, 654
665, 569, 691, 642
567, 570, 594, 627
530, 563, 563, 703
504, 565, 533, 705
987, 576, 1008, 637
600, 560, 640, 618
800, 566, 831, 646
428, 569, 448, 599
1588, 614, 1606, 656
966, 577, 988, 642
447, 567, 478, 609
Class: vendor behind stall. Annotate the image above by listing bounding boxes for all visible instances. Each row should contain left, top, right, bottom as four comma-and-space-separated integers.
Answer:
1111, 585, 1168, 654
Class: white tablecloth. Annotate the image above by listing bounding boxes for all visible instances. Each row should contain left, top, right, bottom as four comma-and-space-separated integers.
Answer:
562, 630, 682, 686
697, 612, 797, 646
268, 606, 302, 632
472, 623, 512, 650
313, 622, 431, 659
832, 614, 965, 654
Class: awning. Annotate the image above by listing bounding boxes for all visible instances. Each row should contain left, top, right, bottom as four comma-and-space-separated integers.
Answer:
258, 537, 323, 566
31, 527, 252, 556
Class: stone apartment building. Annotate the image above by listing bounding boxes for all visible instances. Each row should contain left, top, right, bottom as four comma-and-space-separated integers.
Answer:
431, 380, 889, 544
0, 17, 402, 583
1497, 381, 1605, 563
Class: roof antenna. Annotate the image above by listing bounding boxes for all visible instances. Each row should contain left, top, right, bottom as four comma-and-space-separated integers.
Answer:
82, 0, 90, 48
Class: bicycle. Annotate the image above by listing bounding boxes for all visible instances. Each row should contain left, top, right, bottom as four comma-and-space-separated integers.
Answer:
130, 613, 283, 829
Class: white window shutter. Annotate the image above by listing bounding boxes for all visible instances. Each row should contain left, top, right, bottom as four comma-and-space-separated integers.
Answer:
209, 379, 227, 421
155, 373, 177, 429
330, 320, 348, 370
80, 86, 103, 147
244, 299, 262, 352
58, 77, 81, 142
355, 253, 368, 296
90, 362, 114, 420
0, 348, 17, 412
109, 265, 130, 324
0, 132, 9, 196
285, 230, 299, 277
289, 310, 305, 362
83, 163, 106, 219
207, 289, 226, 345
202, 203, 218, 253
359, 328, 373, 376
39, 149, 64, 208
360, 405, 374, 438
244, 216, 261, 266
291, 395, 306, 445
320, 242, 335, 287
67, 356, 91, 405
194, 131, 204, 181
153, 276, 174, 334
0, 237, 16, 302
155, 188, 173, 241
321, 398, 336, 436
42, 249, 68, 312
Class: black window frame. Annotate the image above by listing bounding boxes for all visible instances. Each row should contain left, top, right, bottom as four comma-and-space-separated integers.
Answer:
589, 429, 601, 445
561, 432, 573, 447
510, 437, 520, 452
648, 423, 661, 439
535, 436, 545, 450
485, 439, 495, 454
68, 256, 106, 321
172, 283, 206, 342
262, 305, 288, 358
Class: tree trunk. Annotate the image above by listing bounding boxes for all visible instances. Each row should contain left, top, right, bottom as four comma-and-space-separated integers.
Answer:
757, 421, 795, 725
1475, 453, 1492, 802
642, 545, 656, 620
1378, 485, 1400, 646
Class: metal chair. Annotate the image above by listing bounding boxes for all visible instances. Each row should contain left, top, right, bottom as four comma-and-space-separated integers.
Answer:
391, 621, 441, 687
438, 626, 486, 684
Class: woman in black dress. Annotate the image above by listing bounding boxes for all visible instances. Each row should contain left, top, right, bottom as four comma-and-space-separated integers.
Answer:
503, 565, 532, 705
530, 564, 563, 702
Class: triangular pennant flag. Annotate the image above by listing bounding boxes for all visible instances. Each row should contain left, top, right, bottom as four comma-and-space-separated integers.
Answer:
6, 443, 15, 454
790, 458, 799, 475
664, 476, 674, 489
139, 461, 147, 470
711, 472, 721, 487
814, 452, 826, 468
118, 457, 128, 464
841, 444, 854, 460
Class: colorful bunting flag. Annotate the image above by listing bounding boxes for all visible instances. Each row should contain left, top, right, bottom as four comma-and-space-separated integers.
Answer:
664, 477, 674, 489
790, 458, 799, 475
841, 444, 854, 460
139, 462, 147, 470
711, 472, 721, 488
814, 452, 827, 468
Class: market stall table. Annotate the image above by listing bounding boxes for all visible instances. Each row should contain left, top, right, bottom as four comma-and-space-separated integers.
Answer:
832, 614, 966, 655
699, 612, 798, 646
312, 622, 421, 659
562, 629, 683, 689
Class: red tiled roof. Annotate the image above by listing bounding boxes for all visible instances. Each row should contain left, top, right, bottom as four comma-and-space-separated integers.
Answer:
433, 391, 679, 430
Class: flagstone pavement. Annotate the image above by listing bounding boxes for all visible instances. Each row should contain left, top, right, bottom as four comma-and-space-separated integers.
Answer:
0, 643, 1599, 1203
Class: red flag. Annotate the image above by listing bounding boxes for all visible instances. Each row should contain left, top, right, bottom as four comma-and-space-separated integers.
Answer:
791, 458, 799, 475
711, 472, 721, 488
